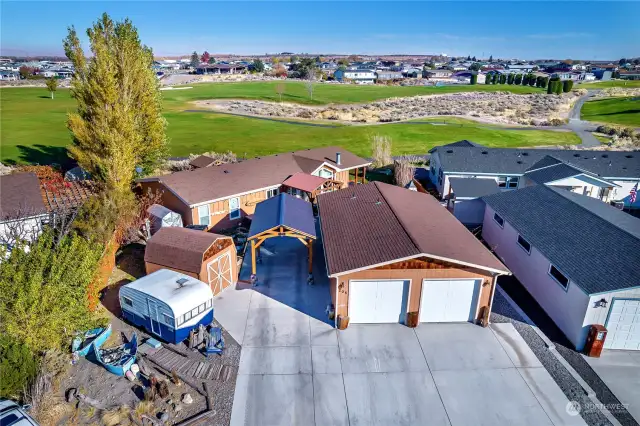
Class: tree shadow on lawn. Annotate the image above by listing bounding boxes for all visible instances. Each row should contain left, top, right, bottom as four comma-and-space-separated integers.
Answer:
6, 144, 74, 169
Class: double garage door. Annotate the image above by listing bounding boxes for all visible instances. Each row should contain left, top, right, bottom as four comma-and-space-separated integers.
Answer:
604, 299, 640, 350
348, 279, 480, 324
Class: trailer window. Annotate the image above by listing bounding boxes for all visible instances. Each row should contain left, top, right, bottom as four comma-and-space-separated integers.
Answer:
122, 297, 133, 307
198, 303, 205, 313
184, 311, 192, 322
206, 299, 212, 309
163, 314, 174, 327
191, 308, 198, 318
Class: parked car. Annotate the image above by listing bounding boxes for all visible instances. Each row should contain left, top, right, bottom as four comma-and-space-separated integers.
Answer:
0, 399, 39, 426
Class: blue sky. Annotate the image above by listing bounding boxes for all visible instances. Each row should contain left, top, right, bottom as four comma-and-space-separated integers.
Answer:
1, 1, 638, 60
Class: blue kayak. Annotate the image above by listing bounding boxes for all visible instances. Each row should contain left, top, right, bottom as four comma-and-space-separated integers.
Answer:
71, 324, 112, 357
93, 333, 138, 376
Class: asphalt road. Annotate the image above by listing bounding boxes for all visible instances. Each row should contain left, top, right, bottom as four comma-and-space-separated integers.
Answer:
567, 89, 602, 147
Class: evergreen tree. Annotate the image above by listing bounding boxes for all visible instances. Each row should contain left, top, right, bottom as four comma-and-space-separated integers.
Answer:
528, 74, 537, 87
485, 73, 493, 84
507, 73, 515, 85
63, 13, 168, 191
514, 74, 523, 85
470, 73, 478, 85
489, 55, 493, 62
499, 74, 507, 84
190, 51, 200, 68
563, 80, 574, 92
522, 74, 530, 86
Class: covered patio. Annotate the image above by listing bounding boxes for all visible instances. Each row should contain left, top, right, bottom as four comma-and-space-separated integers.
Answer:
281, 172, 343, 203
247, 193, 317, 284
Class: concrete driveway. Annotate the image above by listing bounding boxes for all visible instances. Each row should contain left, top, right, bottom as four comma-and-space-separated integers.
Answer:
214, 237, 586, 426
584, 350, 640, 422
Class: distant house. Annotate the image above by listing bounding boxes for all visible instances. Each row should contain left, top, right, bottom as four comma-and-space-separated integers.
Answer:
422, 69, 453, 79
375, 71, 404, 81
482, 185, 640, 351
505, 64, 535, 72
619, 71, 640, 81
593, 70, 612, 81
196, 64, 247, 74
428, 142, 640, 209
0, 71, 18, 81
333, 69, 376, 84
446, 177, 500, 227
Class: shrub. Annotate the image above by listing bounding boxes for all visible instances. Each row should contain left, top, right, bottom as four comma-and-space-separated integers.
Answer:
507, 74, 515, 85
522, 74, 530, 86
548, 78, 561, 94
0, 230, 103, 353
499, 74, 507, 84
485, 73, 492, 84
0, 334, 39, 399
528, 74, 536, 87
555, 80, 563, 94
563, 80, 574, 92
492, 73, 498, 84
470, 74, 478, 85
514, 74, 523, 85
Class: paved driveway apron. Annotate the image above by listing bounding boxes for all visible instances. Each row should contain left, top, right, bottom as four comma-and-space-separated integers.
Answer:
218, 287, 586, 426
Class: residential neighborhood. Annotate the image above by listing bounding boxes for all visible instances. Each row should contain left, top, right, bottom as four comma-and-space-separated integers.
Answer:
1, 3, 639, 426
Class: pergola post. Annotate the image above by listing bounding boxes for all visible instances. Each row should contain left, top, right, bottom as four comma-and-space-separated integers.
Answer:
308, 240, 313, 274
251, 239, 257, 275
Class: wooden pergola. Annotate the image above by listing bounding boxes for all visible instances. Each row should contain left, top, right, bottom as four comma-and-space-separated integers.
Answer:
247, 193, 317, 282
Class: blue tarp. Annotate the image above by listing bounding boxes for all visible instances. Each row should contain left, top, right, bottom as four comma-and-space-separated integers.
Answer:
248, 193, 316, 239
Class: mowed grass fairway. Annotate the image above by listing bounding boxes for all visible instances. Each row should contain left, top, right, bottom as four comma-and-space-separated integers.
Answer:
0, 82, 577, 166
579, 80, 640, 89
581, 96, 640, 127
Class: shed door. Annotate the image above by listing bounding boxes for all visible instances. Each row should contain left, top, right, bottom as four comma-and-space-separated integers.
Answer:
605, 299, 640, 350
348, 280, 409, 324
207, 251, 233, 296
420, 279, 479, 323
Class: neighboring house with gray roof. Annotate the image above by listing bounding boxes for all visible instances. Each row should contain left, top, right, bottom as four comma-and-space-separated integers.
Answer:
482, 184, 640, 351
446, 177, 500, 227
428, 142, 640, 209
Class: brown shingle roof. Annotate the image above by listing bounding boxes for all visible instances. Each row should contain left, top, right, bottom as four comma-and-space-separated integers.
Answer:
282, 173, 327, 193
149, 147, 370, 206
317, 182, 509, 276
144, 227, 231, 274
0, 173, 47, 220
189, 155, 215, 169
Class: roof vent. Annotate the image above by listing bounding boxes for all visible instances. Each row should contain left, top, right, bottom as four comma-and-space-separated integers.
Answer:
336, 152, 342, 165
176, 278, 188, 287
375, 198, 382, 205
224, 170, 230, 174
522, 152, 529, 156
351, 192, 356, 199
625, 154, 633, 158
601, 154, 608, 158
481, 151, 488, 155
517, 160, 523, 164
573, 154, 581, 157
446, 149, 454, 154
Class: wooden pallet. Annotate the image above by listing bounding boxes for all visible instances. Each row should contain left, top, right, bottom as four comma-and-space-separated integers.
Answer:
147, 348, 236, 382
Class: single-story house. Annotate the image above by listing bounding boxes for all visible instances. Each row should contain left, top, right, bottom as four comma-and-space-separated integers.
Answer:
333, 69, 376, 84
428, 142, 640, 209
144, 227, 238, 296
446, 177, 500, 227
482, 185, 640, 351
0, 173, 48, 247
375, 71, 404, 81
620, 71, 640, 81
422, 69, 453, 79
138, 147, 370, 231
195, 64, 247, 74
317, 182, 509, 328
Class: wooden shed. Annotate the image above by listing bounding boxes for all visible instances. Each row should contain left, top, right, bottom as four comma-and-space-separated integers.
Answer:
144, 227, 238, 296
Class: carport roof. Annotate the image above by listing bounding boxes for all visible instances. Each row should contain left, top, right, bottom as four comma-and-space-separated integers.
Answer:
248, 193, 316, 239
144, 227, 230, 273
317, 182, 509, 276
282, 173, 328, 193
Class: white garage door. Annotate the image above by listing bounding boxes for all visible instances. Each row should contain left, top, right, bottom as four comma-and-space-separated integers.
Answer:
420, 279, 480, 323
605, 299, 640, 350
348, 280, 409, 324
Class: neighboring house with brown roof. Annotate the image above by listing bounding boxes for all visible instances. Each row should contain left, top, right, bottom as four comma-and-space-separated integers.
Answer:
0, 173, 48, 247
138, 146, 370, 231
317, 181, 509, 327
144, 227, 238, 296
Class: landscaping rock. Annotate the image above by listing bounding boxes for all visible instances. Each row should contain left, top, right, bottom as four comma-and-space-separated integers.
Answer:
181, 393, 193, 405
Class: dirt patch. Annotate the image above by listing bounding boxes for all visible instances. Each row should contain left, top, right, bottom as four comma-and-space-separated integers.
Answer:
194, 91, 582, 126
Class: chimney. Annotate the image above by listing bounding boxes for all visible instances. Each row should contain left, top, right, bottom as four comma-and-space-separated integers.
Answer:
336, 152, 342, 165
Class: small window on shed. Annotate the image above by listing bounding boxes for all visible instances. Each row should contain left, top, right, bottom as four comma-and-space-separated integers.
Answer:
493, 213, 504, 228
517, 235, 531, 254
549, 264, 569, 289
122, 296, 133, 308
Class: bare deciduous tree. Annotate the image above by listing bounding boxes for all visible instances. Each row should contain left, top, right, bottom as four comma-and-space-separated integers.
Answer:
275, 82, 285, 102
393, 155, 420, 188
370, 135, 392, 168
305, 79, 314, 101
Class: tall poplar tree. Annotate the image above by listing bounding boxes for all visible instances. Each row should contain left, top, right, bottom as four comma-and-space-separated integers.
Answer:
63, 13, 167, 192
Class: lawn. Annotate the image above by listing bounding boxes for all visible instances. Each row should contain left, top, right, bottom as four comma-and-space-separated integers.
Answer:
581, 96, 640, 127
0, 83, 575, 166
579, 80, 640, 89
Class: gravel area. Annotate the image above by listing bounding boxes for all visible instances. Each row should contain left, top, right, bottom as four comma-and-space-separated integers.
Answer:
491, 289, 613, 426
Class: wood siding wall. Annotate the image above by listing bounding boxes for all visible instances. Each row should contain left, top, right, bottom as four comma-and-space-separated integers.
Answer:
195, 189, 271, 231
331, 257, 494, 324
335, 170, 349, 188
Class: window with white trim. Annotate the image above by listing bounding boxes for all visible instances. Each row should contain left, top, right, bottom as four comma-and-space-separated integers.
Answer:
198, 205, 210, 226
498, 176, 519, 189
206, 299, 212, 308
198, 304, 205, 313
266, 188, 278, 198
517, 234, 531, 254
317, 168, 334, 179
549, 264, 569, 289
229, 197, 241, 220
122, 296, 133, 308
493, 213, 504, 228
183, 311, 192, 322
191, 307, 198, 317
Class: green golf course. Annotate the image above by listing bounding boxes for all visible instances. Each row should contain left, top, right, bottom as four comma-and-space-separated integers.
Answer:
581, 96, 640, 127
0, 82, 578, 166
